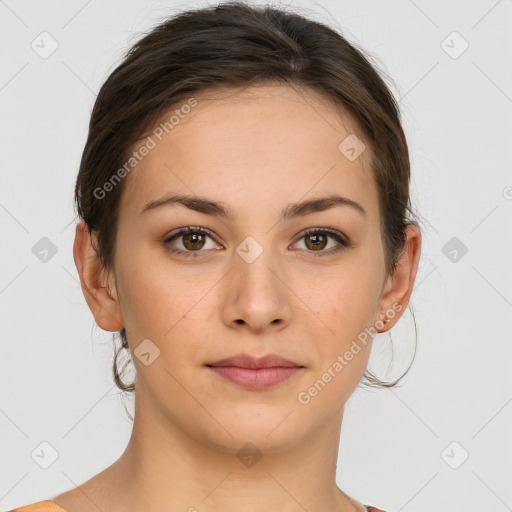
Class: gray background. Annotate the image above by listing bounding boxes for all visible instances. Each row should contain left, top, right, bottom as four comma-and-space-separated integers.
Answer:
1, 1, 511, 511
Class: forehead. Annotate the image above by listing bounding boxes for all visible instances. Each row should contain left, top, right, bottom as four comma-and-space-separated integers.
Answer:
120, 83, 378, 221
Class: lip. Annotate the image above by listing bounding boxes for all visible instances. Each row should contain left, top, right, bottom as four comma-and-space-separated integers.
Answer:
206, 353, 305, 390
206, 353, 303, 369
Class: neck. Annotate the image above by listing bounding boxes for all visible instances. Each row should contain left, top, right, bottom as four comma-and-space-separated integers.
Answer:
56, 385, 365, 512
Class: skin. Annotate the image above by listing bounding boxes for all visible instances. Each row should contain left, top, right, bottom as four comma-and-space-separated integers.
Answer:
55, 84, 421, 512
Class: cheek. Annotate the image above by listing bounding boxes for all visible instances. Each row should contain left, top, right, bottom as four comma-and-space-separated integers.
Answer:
302, 259, 381, 389
313, 265, 381, 336
116, 266, 206, 398
299, 283, 376, 414
114, 249, 216, 364
113, 248, 180, 342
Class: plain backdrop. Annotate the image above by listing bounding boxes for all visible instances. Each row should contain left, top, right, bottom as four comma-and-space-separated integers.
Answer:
1, 1, 511, 511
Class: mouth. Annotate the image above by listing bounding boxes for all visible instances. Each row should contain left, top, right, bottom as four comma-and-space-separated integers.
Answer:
205, 353, 305, 390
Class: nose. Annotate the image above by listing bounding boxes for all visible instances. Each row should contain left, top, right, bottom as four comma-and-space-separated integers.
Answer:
222, 253, 291, 334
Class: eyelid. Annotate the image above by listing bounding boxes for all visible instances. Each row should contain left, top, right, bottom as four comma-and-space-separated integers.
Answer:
295, 227, 350, 245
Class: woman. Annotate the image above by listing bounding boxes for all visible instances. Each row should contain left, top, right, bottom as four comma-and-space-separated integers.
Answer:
11, 2, 421, 511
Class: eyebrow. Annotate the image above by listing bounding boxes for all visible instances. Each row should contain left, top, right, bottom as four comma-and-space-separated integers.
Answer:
140, 193, 367, 221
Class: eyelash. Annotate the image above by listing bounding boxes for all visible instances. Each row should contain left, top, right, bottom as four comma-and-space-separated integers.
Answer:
162, 226, 353, 258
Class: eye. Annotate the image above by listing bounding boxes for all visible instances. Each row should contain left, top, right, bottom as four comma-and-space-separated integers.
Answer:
163, 226, 353, 258
163, 226, 221, 257
292, 227, 352, 256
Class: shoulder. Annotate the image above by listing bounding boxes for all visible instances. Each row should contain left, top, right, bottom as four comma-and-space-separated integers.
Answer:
365, 506, 389, 512
8, 500, 68, 512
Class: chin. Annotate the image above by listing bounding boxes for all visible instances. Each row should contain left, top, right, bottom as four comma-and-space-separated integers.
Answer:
197, 412, 310, 456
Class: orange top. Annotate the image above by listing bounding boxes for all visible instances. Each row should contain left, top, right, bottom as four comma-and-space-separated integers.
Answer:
9, 501, 67, 512
9, 499, 388, 512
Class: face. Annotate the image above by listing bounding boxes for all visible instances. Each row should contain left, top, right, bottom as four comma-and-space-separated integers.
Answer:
81, 84, 410, 453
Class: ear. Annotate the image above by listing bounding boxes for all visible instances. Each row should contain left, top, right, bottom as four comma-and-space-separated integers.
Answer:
73, 220, 124, 331
375, 224, 421, 332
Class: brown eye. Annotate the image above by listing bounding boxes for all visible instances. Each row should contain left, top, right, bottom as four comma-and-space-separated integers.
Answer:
182, 232, 207, 250
163, 226, 221, 256
304, 232, 328, 251
294, 228, 352, 257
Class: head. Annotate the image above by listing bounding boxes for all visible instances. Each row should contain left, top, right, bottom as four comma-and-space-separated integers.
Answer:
73, 2, 421, 449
